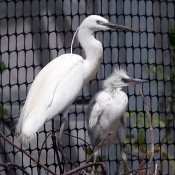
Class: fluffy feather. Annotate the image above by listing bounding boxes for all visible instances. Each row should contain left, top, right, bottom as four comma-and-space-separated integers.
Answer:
16, 107, 36, 144
17, 132, 36, 145
86, 68, 147, 171
103, 68, 129, 91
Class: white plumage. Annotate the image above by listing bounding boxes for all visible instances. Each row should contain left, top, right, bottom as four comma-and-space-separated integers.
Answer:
16, 54, 84, 143
15, 15, 139, 145
87, 68, 147, 171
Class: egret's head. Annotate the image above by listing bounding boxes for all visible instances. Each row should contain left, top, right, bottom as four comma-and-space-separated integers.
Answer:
80, 15, 139, 33
103, 68, 147, 90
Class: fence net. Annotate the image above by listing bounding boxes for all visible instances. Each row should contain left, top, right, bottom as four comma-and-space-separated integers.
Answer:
0, 0, 175, 175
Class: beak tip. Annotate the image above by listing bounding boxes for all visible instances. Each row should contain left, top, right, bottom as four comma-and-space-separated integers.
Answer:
141, 80, 148, 84
132, 30, 140, 34
134, 79, 148, 84
126, 29, 140, 34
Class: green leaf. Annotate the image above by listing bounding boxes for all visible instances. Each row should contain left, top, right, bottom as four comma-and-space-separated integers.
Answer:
81, 144, 93, 156
0, 105, 9, 124
166, 116, 174, 123
151, 115, 165, 127
101, 155, 106, 161
125, 134, 136, 140
170, 28, 175, 49
128, 111, 165, 128
118, 157, 124, 167
125, 134, 136, 144
0, 61, 6, 74
139, 129, 145, 144
167, 136, 174, 141
162, 150, 167, 159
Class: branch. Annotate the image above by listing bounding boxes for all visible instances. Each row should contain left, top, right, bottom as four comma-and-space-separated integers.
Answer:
51, 128, 92, 151
120, 167, 148, 175
51, 133, 64, 173
0, 162, 30, 175
38, 131, 52, 161
86, 131, 113, 163
63, 132, 93, 152
37, 131, 52, 175
63, 162, 105, 175
0, 132, 57, 175
139, 89, 154, 175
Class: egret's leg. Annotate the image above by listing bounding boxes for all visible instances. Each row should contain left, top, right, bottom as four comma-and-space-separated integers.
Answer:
93, 148, 99, 163
116, 117, 132, 174
58, 116, 66, 147
120, 142, 130, 171
118, 137, 132, 175
57, 107, 70, 172
57, 117, 69, 170
91, 148, 99, 175
51, 118, 63, 174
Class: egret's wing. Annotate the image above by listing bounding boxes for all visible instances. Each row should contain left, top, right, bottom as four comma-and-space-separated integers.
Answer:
16, 54, 84, 140
87, 99, 102, 130
120, 114, 126, 128
25, 53, 83, 112
45, 60, 84, 120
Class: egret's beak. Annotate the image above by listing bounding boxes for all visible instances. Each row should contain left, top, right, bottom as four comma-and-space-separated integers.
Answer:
122, 78, 148, 85
104, 22, 140, 33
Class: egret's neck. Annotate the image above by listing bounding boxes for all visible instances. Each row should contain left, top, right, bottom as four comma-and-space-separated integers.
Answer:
105, 87, 122, 98
78, 28, 103, 85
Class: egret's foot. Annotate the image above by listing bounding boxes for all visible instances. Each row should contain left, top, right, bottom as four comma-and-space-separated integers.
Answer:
121, 152, 132, 175
90, 168, 96, 175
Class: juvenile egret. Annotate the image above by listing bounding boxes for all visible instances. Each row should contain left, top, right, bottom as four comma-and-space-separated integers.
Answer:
87, 68, 147, 171
16, 15, 139, 148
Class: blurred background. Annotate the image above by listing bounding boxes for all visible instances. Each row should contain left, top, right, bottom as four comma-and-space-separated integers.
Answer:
0, 0, 175, 174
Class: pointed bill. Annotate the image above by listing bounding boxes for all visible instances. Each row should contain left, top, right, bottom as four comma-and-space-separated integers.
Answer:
122, 78, 148, 85
104, 22, 140, 33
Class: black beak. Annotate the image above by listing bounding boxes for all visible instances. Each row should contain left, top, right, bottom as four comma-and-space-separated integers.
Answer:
104, 22, 140, 33
122, 78, 148, 85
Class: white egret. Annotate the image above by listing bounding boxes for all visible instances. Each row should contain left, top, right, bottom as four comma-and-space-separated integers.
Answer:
16, 15, 139, 149
86, 68, 147, 172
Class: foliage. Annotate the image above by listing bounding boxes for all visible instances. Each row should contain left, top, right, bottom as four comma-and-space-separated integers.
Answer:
0, 61, 6, 74
0, 105, 9, 124
125, 27, 175, 173
82, 144, 107, 173
0, 61, 9, 124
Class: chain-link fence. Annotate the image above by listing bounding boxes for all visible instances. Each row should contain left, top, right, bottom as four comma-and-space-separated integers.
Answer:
0, 0, 175, 175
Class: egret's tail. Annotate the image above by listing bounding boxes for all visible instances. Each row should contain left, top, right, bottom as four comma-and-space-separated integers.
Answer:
15, 108, 25, 138
16, 103, 47, 145
17, 132, 36, 145
15, 107, 36, 145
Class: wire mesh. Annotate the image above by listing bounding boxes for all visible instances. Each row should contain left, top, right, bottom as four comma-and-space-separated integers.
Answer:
0, 0, 175, 175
